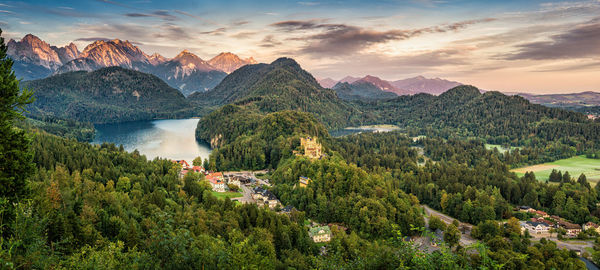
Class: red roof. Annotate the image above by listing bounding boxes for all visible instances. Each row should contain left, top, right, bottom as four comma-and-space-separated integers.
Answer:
206, 172, 224, 184
173, 160, 190, 168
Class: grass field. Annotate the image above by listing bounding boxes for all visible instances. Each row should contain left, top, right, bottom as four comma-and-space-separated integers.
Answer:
485, 144, 520, 154
211, 191, 243, 200
511, 156, 600, 183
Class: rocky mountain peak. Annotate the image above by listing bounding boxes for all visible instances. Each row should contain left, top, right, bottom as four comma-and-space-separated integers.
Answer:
208, 52, 257, 73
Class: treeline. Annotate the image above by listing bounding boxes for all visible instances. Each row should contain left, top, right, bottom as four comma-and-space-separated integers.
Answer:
16, 113, 95, 142
327, 132, 599, 225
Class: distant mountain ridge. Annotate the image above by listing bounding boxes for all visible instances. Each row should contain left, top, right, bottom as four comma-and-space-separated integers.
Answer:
7, 34, 254, 95
332, 81, 398, 100
318, 75, 462, 96
516, 91, 600, 107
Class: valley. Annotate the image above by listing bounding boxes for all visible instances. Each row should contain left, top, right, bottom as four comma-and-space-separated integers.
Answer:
3, 27, 600, 269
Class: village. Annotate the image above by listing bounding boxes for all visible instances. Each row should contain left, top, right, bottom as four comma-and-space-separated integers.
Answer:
174, 136, 600, 258
171, 136, 334, 244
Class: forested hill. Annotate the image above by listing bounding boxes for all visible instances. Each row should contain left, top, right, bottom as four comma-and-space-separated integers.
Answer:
358, 85, 600, 147
22, 67, 193, 123
189, 57, 365, 129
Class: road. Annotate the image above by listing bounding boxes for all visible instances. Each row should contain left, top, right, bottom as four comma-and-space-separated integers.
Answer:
422, 205, 477, 247
233, 184, 255, 204
422, 205, 596, 254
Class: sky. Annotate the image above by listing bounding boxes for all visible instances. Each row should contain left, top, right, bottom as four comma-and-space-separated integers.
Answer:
1, 0, 599, 93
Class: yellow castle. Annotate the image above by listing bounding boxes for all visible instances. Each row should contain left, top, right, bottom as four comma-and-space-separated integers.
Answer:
300, 136, 322, 159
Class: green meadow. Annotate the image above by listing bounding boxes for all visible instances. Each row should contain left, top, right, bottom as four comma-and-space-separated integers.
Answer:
511, 156, 600, 183
211, 191, 243, 200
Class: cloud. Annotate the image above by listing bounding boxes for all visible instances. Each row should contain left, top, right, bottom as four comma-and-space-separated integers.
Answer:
74, 37, 144, 45
230, 31, 257, 39
505, 19, 600, 60
0, 10, 16, 15
271, 18, 495, 55
534, 61, 600, 72
173, 10, 219, 26
125, 10, 178, 21
260, 35, 282, 47
298, 2, 319, 6
200, 27, 227, 35
95, 0, 133, 9
75, 37, 112, 42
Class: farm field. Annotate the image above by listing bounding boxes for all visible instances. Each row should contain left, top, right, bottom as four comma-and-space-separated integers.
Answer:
511, 156, 600, 183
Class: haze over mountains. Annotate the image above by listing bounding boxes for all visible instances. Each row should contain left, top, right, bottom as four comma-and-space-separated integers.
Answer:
7, 34, 254, 95
318, 75, 462, 96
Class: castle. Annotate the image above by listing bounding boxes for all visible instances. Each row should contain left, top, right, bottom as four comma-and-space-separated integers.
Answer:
300, 136, 322, 159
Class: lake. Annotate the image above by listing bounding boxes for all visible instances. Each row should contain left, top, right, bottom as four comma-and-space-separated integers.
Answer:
93, 119, 211, 163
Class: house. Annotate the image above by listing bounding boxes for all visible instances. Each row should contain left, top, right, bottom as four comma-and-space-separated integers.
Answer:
531, 217, 554, 227
173, 160, 190, 169
522, 221, 550, 235
558, 221, 582, 236
252, 187, 267, 200
534, 210, 549, 218
180, 165, 205, 179
206, 172, 226, 192
519, 206, 532, 213
309, 226, 331, 243
263, 192, 281, 209
279, 205, 295, 214
228, 177, 241, 188
583, 222, 600, 234
298, 176, 311, 188
300, 136, 323, 159
190, 166, 204, 174
252, 187, 281, 209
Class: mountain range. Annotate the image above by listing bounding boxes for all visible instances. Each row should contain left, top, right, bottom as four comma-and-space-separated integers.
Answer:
7, 34, 255, 95
318, 75, 462, 96
332, 81, 398, 100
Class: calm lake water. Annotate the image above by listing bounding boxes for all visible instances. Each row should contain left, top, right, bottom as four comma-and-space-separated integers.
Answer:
93, 119, 211, 163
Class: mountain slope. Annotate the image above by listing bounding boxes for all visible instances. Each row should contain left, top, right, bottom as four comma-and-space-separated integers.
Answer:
208, 52, 257, 73
23, 67, 191, 123
150, 50, 227, 96
391, 76, 461, 95
317, 77, 337, 88
333, 81, 397, 100
190, 57, 363, 129
355, 75, 412, 95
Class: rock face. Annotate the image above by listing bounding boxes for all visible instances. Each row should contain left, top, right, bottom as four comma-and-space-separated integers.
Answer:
208, 52, 257, 73
7, 34, 254, 95
52, 43, 80, 64
150, 50, 227, 96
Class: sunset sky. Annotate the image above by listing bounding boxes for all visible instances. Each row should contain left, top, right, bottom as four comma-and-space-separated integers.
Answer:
1, 0, 599, 93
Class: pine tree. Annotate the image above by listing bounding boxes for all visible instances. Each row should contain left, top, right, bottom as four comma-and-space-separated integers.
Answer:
0, 29, 35, 229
